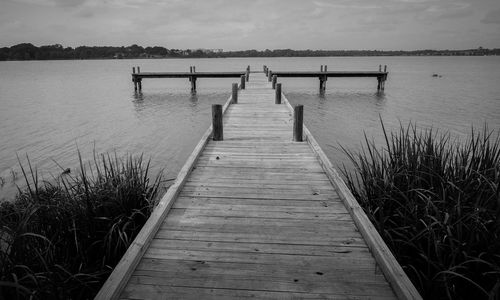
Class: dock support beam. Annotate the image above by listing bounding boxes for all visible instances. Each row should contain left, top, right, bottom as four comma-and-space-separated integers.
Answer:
137, 66, 142, 91
319, 65, 327, 93
132, 67, 137, 91
190, 77, 196, 93
319, 75, 326, 93
190, 66, 196, 93
272, 75, 277, 89
275, 83, 282, 104
240, 75, 246, 89
212, 104, 223, 141
232, 83, 238, 104
377, 65, 387, 91
268, 70, 272, 82
293, 105, 304, 142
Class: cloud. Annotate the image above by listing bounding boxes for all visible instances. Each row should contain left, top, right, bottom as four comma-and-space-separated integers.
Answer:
12, 0, 87, 7
481, 8, 500, 24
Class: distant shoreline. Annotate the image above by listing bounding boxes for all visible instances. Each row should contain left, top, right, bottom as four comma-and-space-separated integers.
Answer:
1, 43, 499, 61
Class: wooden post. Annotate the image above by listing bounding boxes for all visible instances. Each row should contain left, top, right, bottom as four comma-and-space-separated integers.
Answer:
268, 71, 272, 82
293, 105, 303, 142
321, 65, 324, 72
319, 76, 326, 93
275, 83, 282, 104
240, 75, 245, 89
138, 79, 142, 91
189, 66, 192, 82
191, 77, 197, 93
137, 66, 141, 73
232, 83, 238, 104
212, 104, 223, 141
324, 65, 328, 72
382, 66, 387, 91
246, 69, 250, 82
193, 66, 196, 73
272, 75, 277, 89
247, 65, 250, 72
377, 77, 381, 91
263, 65, 266, 73
132, 67, 137, 91
379, 65, 382, 72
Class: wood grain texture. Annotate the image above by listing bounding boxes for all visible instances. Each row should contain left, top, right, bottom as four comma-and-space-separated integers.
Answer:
98, 72, 415, 300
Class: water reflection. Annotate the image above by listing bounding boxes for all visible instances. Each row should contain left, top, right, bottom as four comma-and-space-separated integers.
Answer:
133, 91, 144, 101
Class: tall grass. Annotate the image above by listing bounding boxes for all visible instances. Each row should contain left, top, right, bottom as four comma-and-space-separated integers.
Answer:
0, 152, 162, 299
341, 121, 500, 300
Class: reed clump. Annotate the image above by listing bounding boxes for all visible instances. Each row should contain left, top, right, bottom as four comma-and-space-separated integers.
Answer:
341, 121, 500, 300
0, 152, 162, 299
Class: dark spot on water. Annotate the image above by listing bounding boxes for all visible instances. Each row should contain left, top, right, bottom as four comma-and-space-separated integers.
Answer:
216, 156, 220, 160
316, 272, 324, 275
294, 279, 299, 282
254, 248, 259, 252
191, 267, 197, 271
313, 192, 319, 195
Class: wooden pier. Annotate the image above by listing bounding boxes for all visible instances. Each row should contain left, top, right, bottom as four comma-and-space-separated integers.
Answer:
100, 70, 419, 300
264, 64, 388, 92
132, 66, 250, 93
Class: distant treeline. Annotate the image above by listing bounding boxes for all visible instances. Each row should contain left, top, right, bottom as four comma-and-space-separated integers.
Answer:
1, 43, 499, 61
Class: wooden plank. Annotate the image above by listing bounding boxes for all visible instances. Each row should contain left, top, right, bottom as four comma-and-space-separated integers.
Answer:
125, 272, 394, 296
146, 240, 368, 257
272, 71, 388, 77
164, 209, 359, 228
121, 284, 395, 300
154, 229, 362, 247
174, 195, 340, 205
133, 72, 245, 78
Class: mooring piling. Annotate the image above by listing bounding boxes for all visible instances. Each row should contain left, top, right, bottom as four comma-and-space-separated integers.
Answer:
293, 105, 304, 142
272, 75, 277, 89
212, 104, 223, 141
275, 83, 282, 104
240, 75, 246, 89
232, 83, 238, 104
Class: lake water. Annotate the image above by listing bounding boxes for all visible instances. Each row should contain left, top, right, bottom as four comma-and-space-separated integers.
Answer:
1, 57, 499, 200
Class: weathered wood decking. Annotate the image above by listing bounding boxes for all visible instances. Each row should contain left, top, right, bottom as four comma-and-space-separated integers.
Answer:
97, 73, 420, 300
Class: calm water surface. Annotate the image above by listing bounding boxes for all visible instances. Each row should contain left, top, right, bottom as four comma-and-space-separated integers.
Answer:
1, 57, 499, 200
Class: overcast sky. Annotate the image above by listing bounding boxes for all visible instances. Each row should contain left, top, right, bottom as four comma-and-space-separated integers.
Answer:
1, 0, 500, 50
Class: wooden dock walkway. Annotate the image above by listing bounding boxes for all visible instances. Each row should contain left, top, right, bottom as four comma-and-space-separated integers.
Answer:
97, 72, 420, 300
